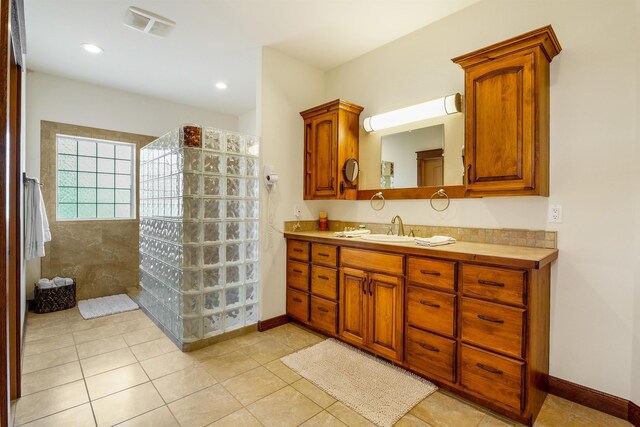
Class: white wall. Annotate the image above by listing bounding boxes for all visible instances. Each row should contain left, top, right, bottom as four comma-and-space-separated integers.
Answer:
25, 71, 239, 290
318, 0, 637, 400
238, 109, 257, 135
258, 47, 325, 320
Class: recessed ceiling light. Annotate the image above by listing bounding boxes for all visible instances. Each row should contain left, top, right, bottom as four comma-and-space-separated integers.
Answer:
81, 43, 103, 54
215, 82, 227, 90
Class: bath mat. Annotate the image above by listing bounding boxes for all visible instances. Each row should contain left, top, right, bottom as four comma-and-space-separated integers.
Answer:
78, 294, 139, 319
281, 338, 437, 426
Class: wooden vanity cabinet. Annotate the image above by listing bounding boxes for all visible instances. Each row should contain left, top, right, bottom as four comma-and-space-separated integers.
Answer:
452, 25, 561, 197
300, 100, 363, 200
340, 248, 404, 362
286, 240, 340, 335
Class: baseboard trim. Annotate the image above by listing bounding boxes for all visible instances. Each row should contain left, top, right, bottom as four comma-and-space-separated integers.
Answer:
258, 314, 290, 332
629, 401, 640, 427
548, 376, 630, 421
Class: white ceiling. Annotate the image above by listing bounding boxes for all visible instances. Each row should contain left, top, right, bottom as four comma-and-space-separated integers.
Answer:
24, 0, 479, 116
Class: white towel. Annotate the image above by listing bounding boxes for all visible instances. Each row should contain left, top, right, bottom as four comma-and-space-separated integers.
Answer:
334, 229, 371, 237
53, 277, 73, 287
37, 279, 55, 289
415, 236, 456, 247
24, 179, 51, 260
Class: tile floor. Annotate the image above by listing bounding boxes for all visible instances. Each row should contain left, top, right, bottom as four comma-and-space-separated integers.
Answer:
12, 307, 632, 427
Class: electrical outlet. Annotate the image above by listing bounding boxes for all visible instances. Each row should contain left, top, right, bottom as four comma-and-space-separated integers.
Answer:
293, 204, 301, 218
548, 205, 562, 223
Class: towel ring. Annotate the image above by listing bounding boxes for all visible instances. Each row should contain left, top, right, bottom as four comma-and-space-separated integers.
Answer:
430, 189, 450, 212
370, 192, 385, 211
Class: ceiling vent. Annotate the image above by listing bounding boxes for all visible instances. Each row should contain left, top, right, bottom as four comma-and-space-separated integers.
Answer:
123, 6, 175, 37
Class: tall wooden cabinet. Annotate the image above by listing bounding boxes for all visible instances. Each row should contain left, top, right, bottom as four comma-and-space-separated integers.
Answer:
300, 100, 363, 200
453, 25, 561, 197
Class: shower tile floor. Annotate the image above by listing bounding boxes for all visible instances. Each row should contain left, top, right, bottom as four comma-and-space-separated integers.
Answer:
12, 308, 631, 427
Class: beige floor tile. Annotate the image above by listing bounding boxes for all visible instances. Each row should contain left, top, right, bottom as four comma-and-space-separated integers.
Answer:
225, 331, 270, 347
245, 337, 295, 364
116, 406, 179, 427
22, 345, 78, 374
14, 380, 89, 425
199, 350, 260, 382
21, 361, 83, 395
264, 323, 325, 350
140, 350, 196, 380
76, 335, 128, 360
207, 408, 263, 427
189, 339, 249, 361
247, 385, 322, 427
326, 402, 376, 427
410, 391, 485, 427
20, 403, 95, 427
222, 366, 287, 405
92, 382, 164, 427
80, 348, 137, 378
301, 411, 348, 426
153, 366, 217, 403
292, 378, 336, 408
113, 316, 157, 334
85, 363, 150, 400
395, 413, 435, 426
108, 310, 151, 324
122, 326, 165, 346
478, 414, 516, 426
168, 384, 242, 427
24, 322, 74, 343
264, 359, 302, 383
130, 336, 178, 361
533, 395, 577, 427
568, 402, 632, 427
73, 324, 123, 344
23, 333, 75, 357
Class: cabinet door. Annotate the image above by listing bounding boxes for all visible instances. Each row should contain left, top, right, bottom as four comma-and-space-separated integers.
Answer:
368, 272, 404, 362
339, 267, 367, 347
304, 112, 337, 199
465, 51, 535, 194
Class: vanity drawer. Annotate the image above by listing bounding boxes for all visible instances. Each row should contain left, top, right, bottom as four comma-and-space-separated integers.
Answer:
461, 298, 525, 359
287, 288, 309, 323
288, 240, 310, 261
310, 296, 337, 334
312, 243, 338, 267
406, 286, 456, 337
460, 344, 524, 411
287, 261, 310, 292
406, 326, 455, 383
311, 265, 338, 300
341, 248, 404, 275
462, 264, 526, 306
407, 257, 456, 292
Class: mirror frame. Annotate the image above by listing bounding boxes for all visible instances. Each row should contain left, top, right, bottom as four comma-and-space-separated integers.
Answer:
357, 185, 466, 200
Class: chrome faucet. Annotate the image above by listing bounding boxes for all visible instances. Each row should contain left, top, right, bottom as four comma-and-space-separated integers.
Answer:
391, 215, 405, 236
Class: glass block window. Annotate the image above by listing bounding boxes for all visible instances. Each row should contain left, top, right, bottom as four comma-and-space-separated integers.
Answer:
56, 135, 136, 220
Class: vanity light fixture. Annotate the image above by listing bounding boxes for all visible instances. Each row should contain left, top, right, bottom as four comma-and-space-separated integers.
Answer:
81, 43, 103, 54
363, 93, 462, 132
215, 82, 228, 90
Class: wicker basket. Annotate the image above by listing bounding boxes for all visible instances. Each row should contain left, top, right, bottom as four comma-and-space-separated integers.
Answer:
33, 280, 76, 314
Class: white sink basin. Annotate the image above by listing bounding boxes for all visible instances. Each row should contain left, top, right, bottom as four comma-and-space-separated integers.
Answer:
360, 234, 415, 243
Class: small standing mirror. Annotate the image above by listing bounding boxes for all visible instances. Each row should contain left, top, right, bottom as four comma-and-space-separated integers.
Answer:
343, 158, 359, 183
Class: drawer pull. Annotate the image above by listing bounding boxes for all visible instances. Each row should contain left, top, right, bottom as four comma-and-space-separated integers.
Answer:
419, 300, 441, 308
418, 342, 440, 352
420, 269, 441, 277
293, 248, 304, 253
292, 269, 303, 274
477, 314, 504, 324
292, 297, 302, 303
317, 307, 330, 313
477, 363, 503, 375
318, 275, 330, 280
317, 253, 330, 257
478, 279, 505, 287
362, 279, 367, 294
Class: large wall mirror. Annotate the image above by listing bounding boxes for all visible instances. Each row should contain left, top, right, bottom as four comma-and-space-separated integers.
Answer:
357, 113, 465, 198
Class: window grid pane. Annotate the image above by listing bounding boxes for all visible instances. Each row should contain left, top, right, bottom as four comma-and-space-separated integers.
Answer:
56, 135, 135, 221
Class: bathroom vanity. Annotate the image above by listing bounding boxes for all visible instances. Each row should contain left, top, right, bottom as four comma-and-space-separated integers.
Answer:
284, 231, 558, 425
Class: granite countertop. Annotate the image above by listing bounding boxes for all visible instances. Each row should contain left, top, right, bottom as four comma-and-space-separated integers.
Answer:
284, 231, 558, 269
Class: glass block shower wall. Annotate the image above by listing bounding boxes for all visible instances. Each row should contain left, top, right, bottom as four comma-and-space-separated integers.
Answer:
138, 125, 260, 346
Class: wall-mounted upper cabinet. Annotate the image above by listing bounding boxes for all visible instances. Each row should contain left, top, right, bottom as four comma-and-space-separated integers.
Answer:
453, 26, 561, 197
300, 99, 363, 200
